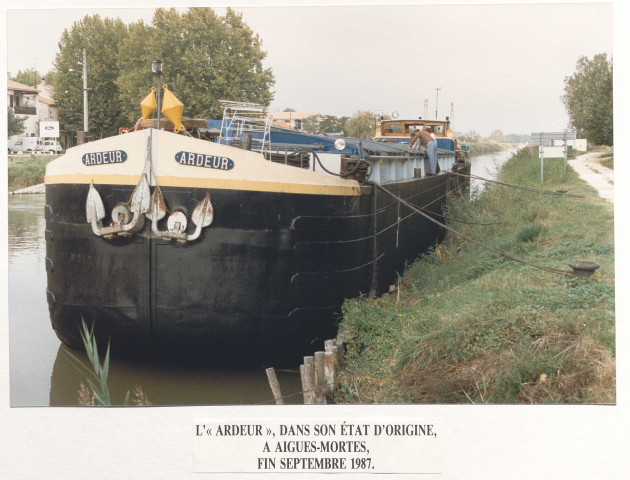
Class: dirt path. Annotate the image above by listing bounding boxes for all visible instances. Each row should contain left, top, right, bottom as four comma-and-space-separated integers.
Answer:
568, 152, 614, 203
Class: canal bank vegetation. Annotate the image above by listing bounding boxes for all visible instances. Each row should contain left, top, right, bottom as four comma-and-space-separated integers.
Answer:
8, 155, 58, 191
64, 321, 151, 406
336, 146, 614, 404
598, 151, 613, 170
455, 132, 502, 156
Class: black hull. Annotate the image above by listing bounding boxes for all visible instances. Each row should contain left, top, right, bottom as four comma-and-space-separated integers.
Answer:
45, 169, 467, 364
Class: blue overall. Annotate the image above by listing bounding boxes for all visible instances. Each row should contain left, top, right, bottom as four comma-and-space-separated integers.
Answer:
427, 140, 438, 174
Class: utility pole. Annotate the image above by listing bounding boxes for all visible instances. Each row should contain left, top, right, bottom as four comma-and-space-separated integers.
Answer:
435, 87, 441, 120
152, 59, 163, 129
71, 49, 89, 144
82, 48, 88, 135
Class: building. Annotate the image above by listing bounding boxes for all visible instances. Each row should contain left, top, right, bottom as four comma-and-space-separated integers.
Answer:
37, 80, 59, 126
7, 78, 39, 137
270, 111, 320, 131
7, 75, 60, 141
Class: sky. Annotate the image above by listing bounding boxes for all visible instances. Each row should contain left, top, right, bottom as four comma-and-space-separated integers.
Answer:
4, 1, 614, 137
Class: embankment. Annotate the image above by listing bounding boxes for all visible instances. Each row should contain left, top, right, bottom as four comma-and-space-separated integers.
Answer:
335, 146, 615, 404
8, 155, 58, 192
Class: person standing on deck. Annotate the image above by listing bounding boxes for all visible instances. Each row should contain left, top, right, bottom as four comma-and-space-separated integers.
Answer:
410, 127, 438, 175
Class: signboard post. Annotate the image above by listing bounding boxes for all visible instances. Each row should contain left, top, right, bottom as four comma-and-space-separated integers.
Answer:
531, 131, 576, 183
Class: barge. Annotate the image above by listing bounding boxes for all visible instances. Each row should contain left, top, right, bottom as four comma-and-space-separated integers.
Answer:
45, 101, 469, 364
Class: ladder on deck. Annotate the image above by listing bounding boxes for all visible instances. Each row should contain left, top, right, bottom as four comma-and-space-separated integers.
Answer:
218, 100, 273, 155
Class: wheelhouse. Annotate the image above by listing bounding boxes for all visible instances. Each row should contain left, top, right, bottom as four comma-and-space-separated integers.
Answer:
375, 118, 452, 142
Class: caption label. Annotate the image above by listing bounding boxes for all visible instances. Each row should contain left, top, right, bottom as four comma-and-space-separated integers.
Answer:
193, 419, 442, 473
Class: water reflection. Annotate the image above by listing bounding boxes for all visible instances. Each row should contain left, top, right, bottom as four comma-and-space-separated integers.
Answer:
8, 194, 302, 407
7, 194, 46, 259
50, 344, 303, 406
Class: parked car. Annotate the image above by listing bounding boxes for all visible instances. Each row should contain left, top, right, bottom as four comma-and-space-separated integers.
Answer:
42, 139, 63, 154
8, 137, 43, 154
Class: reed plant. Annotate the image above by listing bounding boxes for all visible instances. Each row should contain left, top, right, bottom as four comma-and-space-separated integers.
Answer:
336, 146, 615, 404
63, 320, 151, 406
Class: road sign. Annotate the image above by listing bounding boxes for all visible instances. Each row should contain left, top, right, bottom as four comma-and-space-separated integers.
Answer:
119, 127, 130, 135
530, 131, 576, 146
531, 131, 577, 182
40, 121, 60, 138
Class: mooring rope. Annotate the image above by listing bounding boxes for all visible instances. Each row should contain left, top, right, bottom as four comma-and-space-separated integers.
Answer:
312, 153, 501, 226
312, 151, 572, 275
407, 198, 503, 226
367, 180, 573, 276
451, 170, 584, 198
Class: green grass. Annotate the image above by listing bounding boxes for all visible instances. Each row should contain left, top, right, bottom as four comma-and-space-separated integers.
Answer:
599, 152, 613, 170
7, 154, 58, 191
336, 146, 615, 404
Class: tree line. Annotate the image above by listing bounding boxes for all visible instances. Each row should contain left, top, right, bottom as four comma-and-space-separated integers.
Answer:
27, 7, 384, 140
562, 53, 612, 146
46, 8, 275, 138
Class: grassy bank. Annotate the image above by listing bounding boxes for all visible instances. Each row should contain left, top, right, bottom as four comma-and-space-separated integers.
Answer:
464, 141, 502, 156
7, 155, 58, 191
336, 146, 614, 404
599, 151, 613, 170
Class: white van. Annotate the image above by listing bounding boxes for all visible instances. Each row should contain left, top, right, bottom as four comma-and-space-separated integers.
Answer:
9, 137, 43, 154
42, 139, 63, 154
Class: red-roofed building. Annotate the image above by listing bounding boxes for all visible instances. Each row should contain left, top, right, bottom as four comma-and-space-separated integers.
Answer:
7, 76, 60, 140
8, 78, 40, 136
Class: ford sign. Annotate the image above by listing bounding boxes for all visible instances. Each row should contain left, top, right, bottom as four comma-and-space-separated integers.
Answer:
175, 151, 234, 170
82, 150, 128, 166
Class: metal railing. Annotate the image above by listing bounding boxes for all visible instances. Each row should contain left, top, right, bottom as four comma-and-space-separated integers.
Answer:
13, 106, 37, 116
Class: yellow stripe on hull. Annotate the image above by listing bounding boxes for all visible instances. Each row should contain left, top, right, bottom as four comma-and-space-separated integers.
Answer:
44, 174, 362, 197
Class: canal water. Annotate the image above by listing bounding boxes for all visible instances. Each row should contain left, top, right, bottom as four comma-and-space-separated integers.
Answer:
469, 148, 517, 196
8, 149, 515, 407
8, 193, 303, 406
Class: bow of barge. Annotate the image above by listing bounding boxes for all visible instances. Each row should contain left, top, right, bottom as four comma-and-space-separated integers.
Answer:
45, 105, 469, 364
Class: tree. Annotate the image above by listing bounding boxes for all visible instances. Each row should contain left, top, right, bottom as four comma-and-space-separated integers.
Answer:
43, 70, 57, 85
319, 115, 349, 135
562, 53, 613, 146
12, 68, 41, 87
345, 111, 378, 138
7, 108, 26, 137
52, 14, 129, 137
488, 129, 504, 142
116, 8, 275, 124
301, 115, 320, 132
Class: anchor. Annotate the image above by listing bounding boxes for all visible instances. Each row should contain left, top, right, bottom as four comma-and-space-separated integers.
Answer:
85, 173, 150, 238
148, 186, 214, 243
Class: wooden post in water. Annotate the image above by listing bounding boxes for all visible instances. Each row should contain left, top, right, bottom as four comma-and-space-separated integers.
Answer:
303, 356, 316, 404
265, 367, 284, 405
299, 364, 310, 404
314, 351, 326, 404
324, 340, 337, 395
324, 350, 336, 397
335, 337, 344, 368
